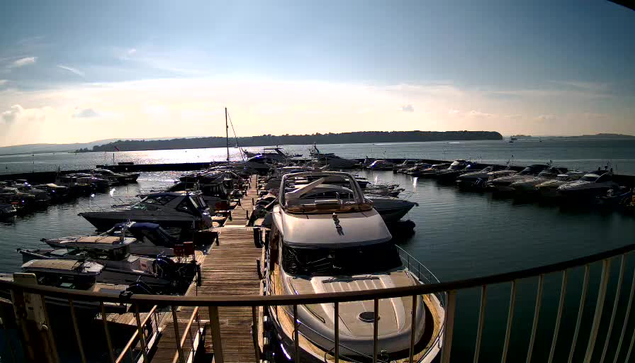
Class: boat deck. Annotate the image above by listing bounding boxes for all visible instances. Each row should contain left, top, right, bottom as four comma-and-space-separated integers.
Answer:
151, 176, 262, 363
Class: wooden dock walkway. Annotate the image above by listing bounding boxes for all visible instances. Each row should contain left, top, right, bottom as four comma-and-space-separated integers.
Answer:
151, 176, 262, 363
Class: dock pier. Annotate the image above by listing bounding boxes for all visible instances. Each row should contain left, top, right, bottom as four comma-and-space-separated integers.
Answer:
151, 176, 262, 363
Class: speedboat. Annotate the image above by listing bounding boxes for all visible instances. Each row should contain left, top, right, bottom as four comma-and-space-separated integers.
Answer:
79, 191, 213, 237
456, 165, 507, 190
310, 144, 359, 169
435, 161, 484, 184
367, 159, 396, 171
368, 196, 418, 223
93, 168, 140, 185
0, 203, 17, 219
510, 167, 568, 194
486, 164, 549, 193
42, 222, 183, 257
557, 171, 620, 200
264, 171, 444, 362
535, 172, 585, 199
0, 259, 153, 313
410, 163, 451, 178
18, 241, 197, 293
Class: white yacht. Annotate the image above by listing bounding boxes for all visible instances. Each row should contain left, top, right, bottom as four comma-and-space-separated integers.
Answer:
558, 171, 620, 199
264, 172, 444, 362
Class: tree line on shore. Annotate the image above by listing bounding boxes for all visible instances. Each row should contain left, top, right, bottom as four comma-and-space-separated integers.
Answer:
78, 130, 503, 152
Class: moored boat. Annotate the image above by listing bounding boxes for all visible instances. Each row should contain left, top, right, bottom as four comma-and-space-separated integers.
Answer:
263, 171, 444, 362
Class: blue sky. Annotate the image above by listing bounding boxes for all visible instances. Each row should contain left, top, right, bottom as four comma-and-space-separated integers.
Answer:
0, 0, 634, 146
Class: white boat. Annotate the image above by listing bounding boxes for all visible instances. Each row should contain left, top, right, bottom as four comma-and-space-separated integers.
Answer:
510, 167, 568, 193
487, 164, 549, 192
264, 172, 444, 362
557, 171, 620, 200
368, 196, 418, 223
535, 172, 585, 198
0, 260, 148, 313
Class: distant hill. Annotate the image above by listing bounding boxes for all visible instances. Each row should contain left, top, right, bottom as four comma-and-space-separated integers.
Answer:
558, 133, 635, 139
81, 131, 503, 152
0, 139, 121, 156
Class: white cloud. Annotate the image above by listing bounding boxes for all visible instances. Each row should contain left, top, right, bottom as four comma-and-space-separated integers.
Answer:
73, 108, 99, 118
1, 105, 23, 123
9, 57, 37, 68
57, 65, 85, 77
468, 110, 494, 118
448, 109, 460, 115
127, 48, 137, 56
535, 114, 555, 121
401, 104, 414, 112
0, 80, 7, 86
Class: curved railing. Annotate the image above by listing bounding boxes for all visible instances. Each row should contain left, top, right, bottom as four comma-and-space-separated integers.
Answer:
3, 242, 635, 363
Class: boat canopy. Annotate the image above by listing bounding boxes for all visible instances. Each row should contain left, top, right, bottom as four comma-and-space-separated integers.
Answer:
275, 208, 391, 248
22, 259, 104, 275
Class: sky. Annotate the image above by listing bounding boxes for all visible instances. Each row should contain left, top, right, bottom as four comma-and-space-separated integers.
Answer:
0, 0, 634, 147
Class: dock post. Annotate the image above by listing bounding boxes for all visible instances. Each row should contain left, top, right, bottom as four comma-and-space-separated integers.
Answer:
209, 306, 224, 363
11, 273, 59, 363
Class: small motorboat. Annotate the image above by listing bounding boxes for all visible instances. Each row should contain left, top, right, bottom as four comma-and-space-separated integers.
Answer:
367, 159, 396, 171
369, 196, 418, 223
487, 164, 549, 193
410, 163, 451, 178
263, 171, 444, 362
456, 165, 507, 190
18, 242, 197, 293
0, 203, 17, 219
79, 191, 213, 238
435, 161, 485, 184
510, 167, 568, 194
0, 259, 154, 313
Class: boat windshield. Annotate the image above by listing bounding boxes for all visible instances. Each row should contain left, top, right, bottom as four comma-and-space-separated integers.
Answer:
581, 175, 599, 182
282, 242, 403, 276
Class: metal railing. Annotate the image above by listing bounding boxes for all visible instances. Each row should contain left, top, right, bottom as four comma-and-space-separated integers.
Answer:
2, 242, 635, 363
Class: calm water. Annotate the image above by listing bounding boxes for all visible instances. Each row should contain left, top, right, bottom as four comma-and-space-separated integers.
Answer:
2, 140, 635, 361
2, 138, 635, 175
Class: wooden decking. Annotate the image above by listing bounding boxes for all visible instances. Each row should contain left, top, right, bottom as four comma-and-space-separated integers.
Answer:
151, 176, 262, 363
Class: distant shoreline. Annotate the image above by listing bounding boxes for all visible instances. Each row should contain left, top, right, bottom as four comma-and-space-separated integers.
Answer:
76, 130, 503, 153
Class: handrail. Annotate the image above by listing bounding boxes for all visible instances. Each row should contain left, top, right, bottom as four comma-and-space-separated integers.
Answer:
3, 242, 634, 306
115, 305, 159, 363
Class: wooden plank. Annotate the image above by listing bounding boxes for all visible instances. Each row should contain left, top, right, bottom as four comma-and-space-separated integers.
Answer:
151, 176, 262, 363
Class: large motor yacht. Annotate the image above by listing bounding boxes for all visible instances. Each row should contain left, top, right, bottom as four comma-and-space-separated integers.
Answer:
264, 171, 445, 362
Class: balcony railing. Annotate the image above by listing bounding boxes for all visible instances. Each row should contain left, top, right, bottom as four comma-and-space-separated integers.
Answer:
2, 242, 635, 362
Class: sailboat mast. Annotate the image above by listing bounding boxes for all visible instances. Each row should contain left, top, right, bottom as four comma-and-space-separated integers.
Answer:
225, 107, 229, 162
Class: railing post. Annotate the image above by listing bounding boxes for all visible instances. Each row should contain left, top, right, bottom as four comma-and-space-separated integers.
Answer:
68, 299, 87, 363
600, 254, 626, 363
526, 275, 544, 363
134, 304, 149, 363
334, 302, 340, 363
614, 263, 635, 363
409, 294, 418, 363
474, 285, 488, 363
208, 306, 224, 363
373, 298, 379, 363
441, 290, 457, 363
100, 302, 115, 363
171, 306, 185, 363
10, 274, 59, 363
569, 265, 591, 363
293, 304, 300, 361
548, 271, 568, 363
501, 281, 517, 363
583, 258, 611, 363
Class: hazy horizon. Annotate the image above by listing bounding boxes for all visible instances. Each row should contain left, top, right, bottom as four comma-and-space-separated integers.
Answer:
1, 0, 634, 147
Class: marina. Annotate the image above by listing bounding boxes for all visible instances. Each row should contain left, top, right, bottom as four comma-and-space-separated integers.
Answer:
2, 144, 635, 362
